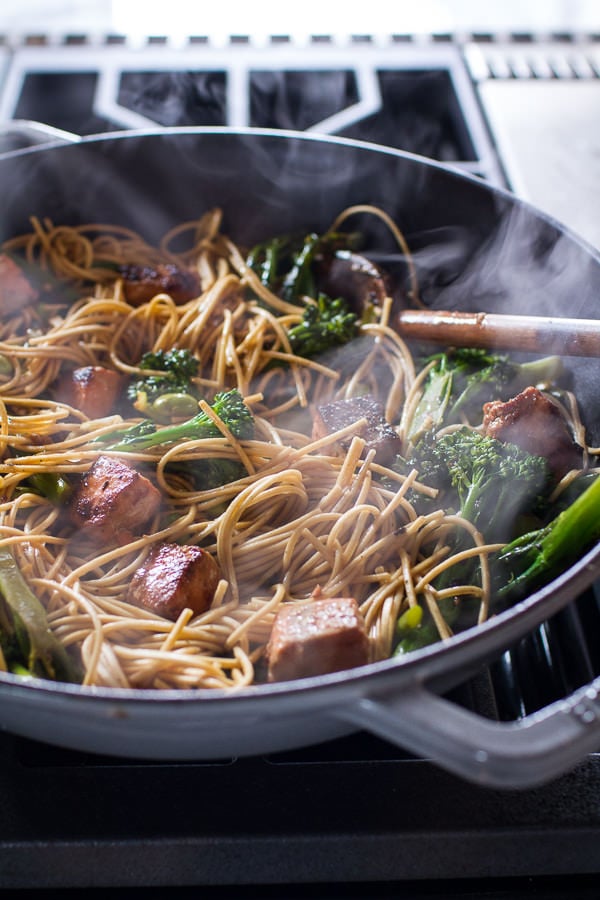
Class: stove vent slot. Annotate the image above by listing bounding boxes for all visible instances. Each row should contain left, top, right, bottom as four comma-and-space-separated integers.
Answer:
464, 36, 600, 81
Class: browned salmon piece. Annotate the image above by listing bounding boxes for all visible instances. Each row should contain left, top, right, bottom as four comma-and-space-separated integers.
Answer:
119, 262, 201, 306
267, 596, 370, 682
58, 365, 123, 418
317, 251, 391, 314
126, 542, 221, 621
311, 395, 402, 464
0, 253, 39, 314
482, 385, 582, 480
70, 455, 161, 541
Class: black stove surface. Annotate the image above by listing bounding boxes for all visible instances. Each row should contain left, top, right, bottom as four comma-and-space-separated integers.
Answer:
1, 740, 599, 890
8, 876, 600, 900
1, 653, 599, 890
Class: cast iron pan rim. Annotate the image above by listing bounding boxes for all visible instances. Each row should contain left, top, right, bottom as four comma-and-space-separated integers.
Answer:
5, 124, 599, 257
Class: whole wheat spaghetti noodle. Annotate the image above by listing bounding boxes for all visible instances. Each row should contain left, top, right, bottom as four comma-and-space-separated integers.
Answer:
0, 207, 592, 690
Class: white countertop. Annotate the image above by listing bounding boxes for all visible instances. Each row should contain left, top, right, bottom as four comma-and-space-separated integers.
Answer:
0, 0, 597, 39
479, 78, 600, 250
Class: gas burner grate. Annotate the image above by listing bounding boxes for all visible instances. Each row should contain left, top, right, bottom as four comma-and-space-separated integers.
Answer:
0, 39, 503, 182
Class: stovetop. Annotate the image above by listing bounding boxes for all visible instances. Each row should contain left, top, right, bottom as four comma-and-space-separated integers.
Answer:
0, 27, 599, 892
0, 37, 498, 177
2, 700, 599, 889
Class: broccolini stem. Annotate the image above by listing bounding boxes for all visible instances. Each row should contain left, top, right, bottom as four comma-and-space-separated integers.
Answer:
0, 546, 81, 682
22, 471, 73, 504
394, 597, 459, 655
106, 389, 254, 452
495, 473, 600, 600
108, 413, 222, 452
280, 234, 319, 302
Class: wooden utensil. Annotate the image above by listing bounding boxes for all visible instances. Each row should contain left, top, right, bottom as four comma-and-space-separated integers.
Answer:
394, 308, 600, 357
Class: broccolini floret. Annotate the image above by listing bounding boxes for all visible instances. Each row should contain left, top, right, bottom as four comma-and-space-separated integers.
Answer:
128, 348, 199, 420
287, 294, 358, 359
410, 427, 550, 542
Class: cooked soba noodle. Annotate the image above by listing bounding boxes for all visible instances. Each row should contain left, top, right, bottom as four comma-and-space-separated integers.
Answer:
0, 207, 581, 690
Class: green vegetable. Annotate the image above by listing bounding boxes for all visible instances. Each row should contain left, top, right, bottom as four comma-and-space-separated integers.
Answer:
18, 471, 73, 504
246, 235, 293, 293
165, 456, 249, 495
393, 429, 551, 655
394, 456, 600, 657
0, 546, 81, 682
0, 354, 13, 376
128, 348, 199, 420
493, 473, 600, 603
407, 427, 550, 542
247, 233, 319, 302
246, 230, 360, 304
287, 294, 358, 359
11, 450, 73, 505
105, 389, 254, 452
280, 234, 320, 303
408, 348, 565, 439
394, 599, 455, 656
396, 604, 423, 633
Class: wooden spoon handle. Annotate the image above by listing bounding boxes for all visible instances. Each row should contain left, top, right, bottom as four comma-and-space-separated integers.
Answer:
395, 309, 600, 357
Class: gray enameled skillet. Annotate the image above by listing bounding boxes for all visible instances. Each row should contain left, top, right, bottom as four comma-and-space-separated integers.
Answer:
0, 126, 599, 788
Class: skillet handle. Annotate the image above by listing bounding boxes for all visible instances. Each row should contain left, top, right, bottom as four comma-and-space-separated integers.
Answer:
340, 674, 600, 789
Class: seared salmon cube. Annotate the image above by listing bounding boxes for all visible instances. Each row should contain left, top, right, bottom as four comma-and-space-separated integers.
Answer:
312, 395, 401, 465
119, 262, 201, 306
127, 542, 221, 621
317, 251, 391, 314
0, 253, 39, 314
482, 386, 581, 479
58, 365, 123, 418
267, 596, 370, 682
70, 455, 161, 540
